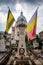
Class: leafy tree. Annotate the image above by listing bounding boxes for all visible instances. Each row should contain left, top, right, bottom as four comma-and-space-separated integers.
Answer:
36, 35, 42, 49
36, 35, 40, 42
25, 35, 32, 48
25, 34, 28, 44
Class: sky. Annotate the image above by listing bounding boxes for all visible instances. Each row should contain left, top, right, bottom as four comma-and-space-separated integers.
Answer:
0, 0, 43, 34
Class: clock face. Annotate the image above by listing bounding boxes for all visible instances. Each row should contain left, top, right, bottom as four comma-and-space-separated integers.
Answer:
19, 48, 25, 55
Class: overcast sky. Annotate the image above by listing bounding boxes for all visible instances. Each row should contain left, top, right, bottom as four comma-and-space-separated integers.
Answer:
0, 0, 43, 34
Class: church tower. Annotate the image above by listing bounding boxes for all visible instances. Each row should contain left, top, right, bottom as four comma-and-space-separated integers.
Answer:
15, 11, 27, 56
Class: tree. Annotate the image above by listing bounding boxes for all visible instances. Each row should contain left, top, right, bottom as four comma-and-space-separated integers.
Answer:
25, 34, 28, 44
25, 34, 32, 48
36, 35, 40, 42
36, 35, 42, 49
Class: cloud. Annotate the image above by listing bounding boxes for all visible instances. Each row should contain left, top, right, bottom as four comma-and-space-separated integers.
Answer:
0, 0, 16, 5
36, 5, 43, 34
0, 12, 7, 31
19, 0, 43, 5
0, 0, 43, 14
0, 12, 7, 23
0, 0, 43, 6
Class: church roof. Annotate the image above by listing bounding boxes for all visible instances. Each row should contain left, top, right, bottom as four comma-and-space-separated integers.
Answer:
17, 11, 27, 22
